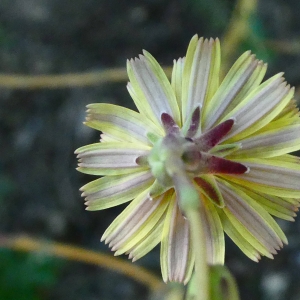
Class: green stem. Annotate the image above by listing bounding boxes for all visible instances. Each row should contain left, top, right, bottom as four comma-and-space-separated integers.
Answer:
185, 208, 209, 300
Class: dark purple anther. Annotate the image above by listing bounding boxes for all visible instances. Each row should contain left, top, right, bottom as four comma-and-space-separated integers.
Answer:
195, 119, 235, 151
194, 177, 224, 207
206, 154, 248, 174
161, 113, 180, 134
186, 106, 201, 138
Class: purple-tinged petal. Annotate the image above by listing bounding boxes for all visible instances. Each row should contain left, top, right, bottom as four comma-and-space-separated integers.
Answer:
171, 57, 185, 108
142, 51, 181, 125
218, 180, 284, 254
195, 119, 235, 151
222, 79, 294, 142
126, 81, 159, 126
218, 209, 261, 262
128, 53, 180, 126
100, 133, 122, 143
238, 186, 298, 222
273, 99, 300, 122
182, 37, 220, 123
76, 142, 150, 175
200, 194, 225, 264
209, 143, 241, 157
219, 60, 267, 117
103, 190, 170, 254
226, 157, 300, 197
85, 103, 163, 146
128, 217, 164, 262
81, 171, 154, 211
161, 195, 191, 283
232, 124, 300, 158
203, 52, 261, 129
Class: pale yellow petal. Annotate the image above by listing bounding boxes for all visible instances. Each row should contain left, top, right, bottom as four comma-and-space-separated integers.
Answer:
104, 191, 169, 252
218, 209, 261, 262
218, 179, 283, 255
200, 194, 225, 264
203, 51, 260, 129
85, 103, 164, 145
237, 186, 298, 222
128, 53, 180, 126
160, 193, 192, 283
223, 78, 294, 142
82, 171, 154, 211
76, 142, 150, 175
128, 217, 164, 262
232, 124, 300, 158
182, 36, 220, 123
143, 50, 181, 126
127, 66, 160, 126
171, 57, 185, 110
224, 157, 300, 198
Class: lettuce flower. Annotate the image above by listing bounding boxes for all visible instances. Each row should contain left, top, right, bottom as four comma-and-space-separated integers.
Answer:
76, 35, 300, 284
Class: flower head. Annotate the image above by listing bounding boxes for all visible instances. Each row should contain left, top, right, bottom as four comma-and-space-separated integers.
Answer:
76, 35, 300, 284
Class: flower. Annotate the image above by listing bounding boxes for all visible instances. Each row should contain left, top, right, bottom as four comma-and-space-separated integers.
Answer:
76, 35, 300, 284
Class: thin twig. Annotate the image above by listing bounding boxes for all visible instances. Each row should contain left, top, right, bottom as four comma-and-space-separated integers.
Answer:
0, 235, 164, 292
265, 39, 300, 55
0, 67, 173, 90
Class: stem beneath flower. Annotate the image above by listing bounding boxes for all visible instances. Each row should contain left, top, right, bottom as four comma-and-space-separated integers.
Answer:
185, 207, 209, 300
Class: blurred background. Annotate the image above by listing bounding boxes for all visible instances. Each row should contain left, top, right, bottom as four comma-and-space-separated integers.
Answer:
1, 0, 300, 299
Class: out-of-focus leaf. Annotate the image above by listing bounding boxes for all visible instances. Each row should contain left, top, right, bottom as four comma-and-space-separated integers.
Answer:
184, 0, 233, 31
241, 13, 277, 63
209, 265, 240, 300
0, 175, 15, 200
0, 249, 63, 300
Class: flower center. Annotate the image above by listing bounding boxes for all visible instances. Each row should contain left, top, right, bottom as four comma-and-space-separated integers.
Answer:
137, 107, 248, 207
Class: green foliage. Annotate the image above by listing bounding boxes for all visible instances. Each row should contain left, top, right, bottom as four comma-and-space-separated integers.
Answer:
209, 265, 239, 300
0, 249, 63, 300
185, 0, 232, 32
0, 26, 13, 47
0, 175, 15, 200
241, 13, 276, 63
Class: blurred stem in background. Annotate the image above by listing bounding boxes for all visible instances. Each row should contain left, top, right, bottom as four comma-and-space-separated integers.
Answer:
0, 235, 164, 293
0, 0, 297, 94
0, 233, 240, 300
221, 0, 258, 74
0, 0, 296, 92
